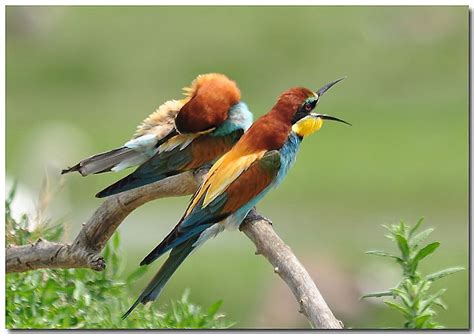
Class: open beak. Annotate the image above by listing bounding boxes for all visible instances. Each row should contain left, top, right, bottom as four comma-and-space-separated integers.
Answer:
312, 77, 351, 126
311, 113, 352, 126
311, 77, 352, 126
316, 77, 347, 97
313, 113, 352, 126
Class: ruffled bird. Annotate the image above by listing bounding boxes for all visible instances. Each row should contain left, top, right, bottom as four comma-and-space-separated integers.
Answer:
122, 77, 350, 318
62, 73, 253, 197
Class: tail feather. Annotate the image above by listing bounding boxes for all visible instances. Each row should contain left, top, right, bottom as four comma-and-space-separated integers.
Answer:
62, 147, 145, 176
122, 237, 197, 319
139, 224, 209, 266
95, 172, 177, 198
140, 213, 229, 266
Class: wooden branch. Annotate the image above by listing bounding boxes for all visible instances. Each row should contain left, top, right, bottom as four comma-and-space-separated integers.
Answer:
6, 168, 342, 329
240, 209, 343, 329
6, 170, 202, 273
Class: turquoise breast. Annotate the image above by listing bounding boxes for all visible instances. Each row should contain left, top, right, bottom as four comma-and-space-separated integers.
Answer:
274, 132, 302, 187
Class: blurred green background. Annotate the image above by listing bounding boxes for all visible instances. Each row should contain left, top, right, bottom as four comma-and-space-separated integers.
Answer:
6, 6, 468, 328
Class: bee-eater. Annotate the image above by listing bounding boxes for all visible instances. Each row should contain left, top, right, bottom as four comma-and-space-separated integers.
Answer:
62, 73, 253, 198
122, 78, 350, 318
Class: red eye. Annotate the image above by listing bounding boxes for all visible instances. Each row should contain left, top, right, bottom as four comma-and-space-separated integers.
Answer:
304, 104, 312, 111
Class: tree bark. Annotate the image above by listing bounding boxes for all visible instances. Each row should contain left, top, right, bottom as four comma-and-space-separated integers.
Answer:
6, 169, 342, 329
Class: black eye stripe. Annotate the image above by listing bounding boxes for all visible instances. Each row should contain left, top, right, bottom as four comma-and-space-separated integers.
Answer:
292, 97, 318, 124
292, 109, 308, 123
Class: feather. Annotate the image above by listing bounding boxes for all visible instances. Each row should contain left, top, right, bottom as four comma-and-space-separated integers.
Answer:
95, 131, 242, 198
143, 150, 281, 266
186, 148, 266, 214
122, 237, 197, 319
157, 133, 201, 153
139, 211, 229, 266
62, 100, 182, 177
61, 147, 148, 176
175, 74, 241, 133
133, 100, 182, 138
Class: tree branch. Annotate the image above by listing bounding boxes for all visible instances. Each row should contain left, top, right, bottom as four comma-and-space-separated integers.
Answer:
6, 168, 342, 328
241, 209, 343, 329
7, 170, 202, 273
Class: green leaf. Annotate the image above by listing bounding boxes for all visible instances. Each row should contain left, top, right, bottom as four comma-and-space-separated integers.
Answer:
426, 267, 464, 281
417, 280, 432, 296
395, 233, 410, 258
384, 301, 411, 317
390, 288, 411, 307
414, 314, 431, 328
420, 289, 446, 313
399, 220, 407, 236
433, 298, 447, 310
412, 242, 440, 264
410, 228, 434, 248
361, 291, 393, 299
207, 300, 223, 316
407, 217, 423, 237
408, 217, 424, 237
365, 250, 401, 261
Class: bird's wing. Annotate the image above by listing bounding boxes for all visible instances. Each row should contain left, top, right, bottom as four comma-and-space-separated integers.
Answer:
95, 130, 243, 198
140, 150, 281, 265
133, 99, 182, 139
62, 100, 183, 177
123, 99, 184, 154
186, 146, 267, 213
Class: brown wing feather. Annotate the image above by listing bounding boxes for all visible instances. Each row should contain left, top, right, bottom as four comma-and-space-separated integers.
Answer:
184, 130, 243, 169
221, 151, 280, 213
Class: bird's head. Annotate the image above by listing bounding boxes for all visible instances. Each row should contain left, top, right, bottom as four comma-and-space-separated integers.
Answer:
175, 73, 242, 133
274, 77, 350, 138
182, 73, 241, 105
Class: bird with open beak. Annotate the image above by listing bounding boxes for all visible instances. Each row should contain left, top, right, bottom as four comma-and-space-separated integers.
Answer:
123, 77, 350, 318
62, 73, 253, 198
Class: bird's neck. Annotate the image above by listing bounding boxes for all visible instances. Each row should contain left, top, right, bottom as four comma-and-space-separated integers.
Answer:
274, 132, 303, 187
229, 98, 301, 154
212, 102, 253, 136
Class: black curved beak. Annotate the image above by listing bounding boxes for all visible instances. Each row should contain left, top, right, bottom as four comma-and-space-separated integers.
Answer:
315, 114, 352, 126
313, 77, 350, 126
316, 77, 347, 97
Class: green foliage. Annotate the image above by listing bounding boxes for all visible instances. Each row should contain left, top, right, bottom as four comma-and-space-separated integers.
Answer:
362, 218, 464, 329
6, 187, 233, 329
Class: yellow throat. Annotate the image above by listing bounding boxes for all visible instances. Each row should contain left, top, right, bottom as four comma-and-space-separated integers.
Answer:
292, 116, 323, 137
